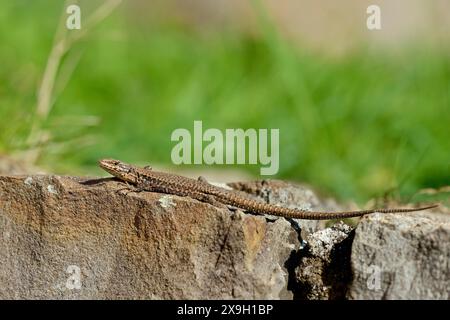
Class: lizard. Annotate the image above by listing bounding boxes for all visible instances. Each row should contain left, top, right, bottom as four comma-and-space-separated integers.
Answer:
98, 158, 438, 220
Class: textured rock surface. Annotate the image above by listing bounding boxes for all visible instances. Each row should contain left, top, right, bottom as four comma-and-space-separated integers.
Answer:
348, 210, 450, 300
0, 175, 325, 299
294, 222, 354, 300
0, 173, 448, 300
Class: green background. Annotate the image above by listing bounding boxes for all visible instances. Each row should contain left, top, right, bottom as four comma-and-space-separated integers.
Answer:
1, 1, 449, 205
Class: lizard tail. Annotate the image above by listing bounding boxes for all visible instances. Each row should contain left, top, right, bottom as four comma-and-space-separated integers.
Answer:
275, 204, 439, 220
220, 192, 439, 220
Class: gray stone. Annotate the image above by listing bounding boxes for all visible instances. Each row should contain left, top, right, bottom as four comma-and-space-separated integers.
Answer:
347, 210, 450, 300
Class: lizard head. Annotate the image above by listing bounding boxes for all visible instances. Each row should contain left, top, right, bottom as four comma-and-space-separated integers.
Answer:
98, 159, 137, 184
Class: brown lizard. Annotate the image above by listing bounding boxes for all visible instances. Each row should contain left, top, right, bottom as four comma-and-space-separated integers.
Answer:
98, 159, 438, 220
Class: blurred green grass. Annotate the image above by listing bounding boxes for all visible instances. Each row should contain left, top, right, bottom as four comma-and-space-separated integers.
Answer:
0, 1, 449, 204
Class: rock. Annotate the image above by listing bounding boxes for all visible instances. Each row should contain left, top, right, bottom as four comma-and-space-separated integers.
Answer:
293, 222, 354, 300
0, 175, 304, 299
1, 173, 447, 299
229, 180, 354, 300
347, 209, 450, 300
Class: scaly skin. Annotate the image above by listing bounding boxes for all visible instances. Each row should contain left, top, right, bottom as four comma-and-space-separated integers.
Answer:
98, 159, 438, 220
